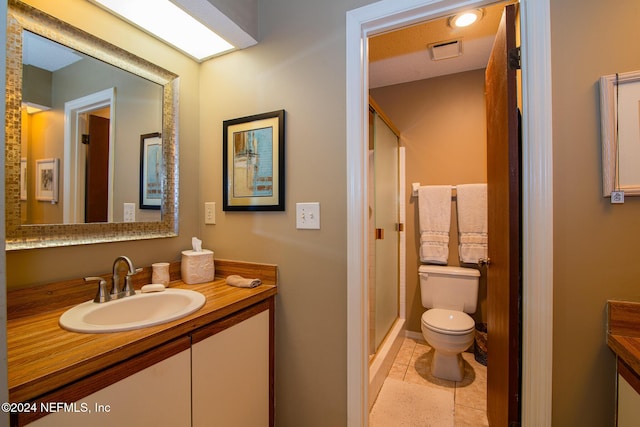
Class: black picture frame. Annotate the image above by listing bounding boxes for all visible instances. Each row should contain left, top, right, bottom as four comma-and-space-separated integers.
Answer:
222, 110, 285, 211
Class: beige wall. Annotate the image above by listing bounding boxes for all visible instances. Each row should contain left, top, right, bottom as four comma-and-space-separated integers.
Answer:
551, 0, 640, 424
197, 0, 375, 422
371, 69, 488, 332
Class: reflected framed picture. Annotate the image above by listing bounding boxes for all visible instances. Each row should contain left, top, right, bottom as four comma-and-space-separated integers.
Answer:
35, 158, 59, 202
140, 132, 162, 210
223, 110, 285, 211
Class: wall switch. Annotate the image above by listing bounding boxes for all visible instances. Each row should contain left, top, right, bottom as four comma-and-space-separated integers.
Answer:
205, 202, 216, 224
124, 203, 136, 222
296, 202, 320, 229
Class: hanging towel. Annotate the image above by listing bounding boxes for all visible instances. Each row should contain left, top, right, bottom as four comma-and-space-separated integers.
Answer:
418, 185, 452, 265
456, 183, 488, 264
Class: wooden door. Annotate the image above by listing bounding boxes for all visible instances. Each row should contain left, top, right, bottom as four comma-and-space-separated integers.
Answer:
485, 4, 521, 426
85, 114, 109, 223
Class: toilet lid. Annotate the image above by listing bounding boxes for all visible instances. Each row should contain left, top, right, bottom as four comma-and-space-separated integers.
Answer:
422, 309, 475, 335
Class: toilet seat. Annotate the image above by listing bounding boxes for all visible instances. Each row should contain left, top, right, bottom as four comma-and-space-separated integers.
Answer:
422, 308, 475, 336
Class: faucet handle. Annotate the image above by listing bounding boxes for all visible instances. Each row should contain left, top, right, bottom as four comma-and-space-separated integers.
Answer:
85, 276, 110, 303
122, 268, 143, 297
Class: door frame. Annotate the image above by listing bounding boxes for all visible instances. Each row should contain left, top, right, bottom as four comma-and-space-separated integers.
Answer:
346, 0, 554, 425
63, 87, 115, 224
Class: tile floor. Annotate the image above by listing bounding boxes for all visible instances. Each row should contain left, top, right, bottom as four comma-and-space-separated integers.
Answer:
370, 336, 488, 426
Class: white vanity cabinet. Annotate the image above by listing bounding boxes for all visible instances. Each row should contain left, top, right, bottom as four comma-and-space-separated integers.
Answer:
616, 359, 640, 427
27, 337, 192, 426
191, 300, 273, 426
16, 299, 274, 427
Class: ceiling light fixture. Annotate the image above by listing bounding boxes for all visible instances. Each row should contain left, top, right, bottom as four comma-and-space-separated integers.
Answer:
449, 9, 484, 28
90, 0, 235, 61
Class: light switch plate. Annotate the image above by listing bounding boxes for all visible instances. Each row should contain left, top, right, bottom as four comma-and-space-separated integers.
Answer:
296, 202, 320, 229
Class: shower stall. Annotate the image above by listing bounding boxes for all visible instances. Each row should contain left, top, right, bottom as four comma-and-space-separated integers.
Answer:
368, 101, 406, 407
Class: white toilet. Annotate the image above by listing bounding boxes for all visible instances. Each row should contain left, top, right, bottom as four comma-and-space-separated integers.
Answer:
418, 265, 480, 382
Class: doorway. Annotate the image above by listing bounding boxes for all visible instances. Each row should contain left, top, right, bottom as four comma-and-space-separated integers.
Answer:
346, 0, 554, 426
63, 87, 115, 224
368, 1, 518, 423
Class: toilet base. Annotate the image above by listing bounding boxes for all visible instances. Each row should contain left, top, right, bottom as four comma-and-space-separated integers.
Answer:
431, 351, 465, 382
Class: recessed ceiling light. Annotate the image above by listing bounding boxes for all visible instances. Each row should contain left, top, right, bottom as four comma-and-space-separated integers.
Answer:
449, 9, 484, 28
90, 0, 235, 61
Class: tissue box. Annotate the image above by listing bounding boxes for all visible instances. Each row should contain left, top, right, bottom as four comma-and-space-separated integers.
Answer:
181, 249, 214, 284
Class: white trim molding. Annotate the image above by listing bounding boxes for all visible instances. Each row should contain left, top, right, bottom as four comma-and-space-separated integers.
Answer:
346, 1, 553, 426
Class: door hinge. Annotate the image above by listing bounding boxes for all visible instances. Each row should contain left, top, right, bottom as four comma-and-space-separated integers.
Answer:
508, 46, 521, 70
81, 134, 90, 145
396, 223, 404, 232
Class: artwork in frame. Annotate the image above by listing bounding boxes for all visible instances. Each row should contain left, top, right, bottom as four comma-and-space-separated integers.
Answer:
20, 158, 27, 201
222, 110, 285, 211
35, 158, 59, 202
140, 132, 162, 210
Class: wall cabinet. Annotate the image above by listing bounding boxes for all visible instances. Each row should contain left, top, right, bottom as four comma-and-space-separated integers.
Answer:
16, 299, 274, 426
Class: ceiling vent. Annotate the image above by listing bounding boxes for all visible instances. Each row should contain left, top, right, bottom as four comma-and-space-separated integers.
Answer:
429, 39, 463, 61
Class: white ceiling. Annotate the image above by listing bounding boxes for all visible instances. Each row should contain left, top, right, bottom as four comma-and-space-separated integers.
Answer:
22, 31, 82, 72
368, 2, 513, 89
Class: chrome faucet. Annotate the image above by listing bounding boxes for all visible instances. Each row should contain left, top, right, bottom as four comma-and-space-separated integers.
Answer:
111, 256, 141, 299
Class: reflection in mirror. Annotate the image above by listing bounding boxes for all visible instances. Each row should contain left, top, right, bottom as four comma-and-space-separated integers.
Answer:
6, 0, 179, 249
21, 30, 164, 225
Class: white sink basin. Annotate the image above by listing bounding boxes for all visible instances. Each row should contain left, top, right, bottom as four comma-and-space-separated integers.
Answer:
59, 288, 206, 333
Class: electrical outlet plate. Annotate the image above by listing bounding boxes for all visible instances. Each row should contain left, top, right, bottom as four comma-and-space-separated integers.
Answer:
124, 203, 136, 222
296, 202, 320, 229
205, 202, 216, 224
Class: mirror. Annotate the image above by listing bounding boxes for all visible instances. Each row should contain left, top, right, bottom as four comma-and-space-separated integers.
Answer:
6, 0, 179, 249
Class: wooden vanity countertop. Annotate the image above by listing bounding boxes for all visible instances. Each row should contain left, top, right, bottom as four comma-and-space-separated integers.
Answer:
607, 299, 640, 376
7, 259, 277, 403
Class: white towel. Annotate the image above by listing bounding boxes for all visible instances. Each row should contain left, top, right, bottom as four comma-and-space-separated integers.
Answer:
418, 185, 452, 265
456, 183, 488, 264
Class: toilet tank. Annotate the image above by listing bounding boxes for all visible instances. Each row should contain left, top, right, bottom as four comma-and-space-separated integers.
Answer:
418, 265, 480, 313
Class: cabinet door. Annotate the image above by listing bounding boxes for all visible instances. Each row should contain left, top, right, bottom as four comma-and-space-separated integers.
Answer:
618, 373, 640, 427
28, 341, 191, 426
192, 307, 270, 427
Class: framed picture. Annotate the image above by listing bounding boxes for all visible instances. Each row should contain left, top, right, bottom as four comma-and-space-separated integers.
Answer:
140, 132, 162, 210
600, 70, 640, 197
20, 158, 27, 201
35, 158, 59, 202
223, 110, 285, 211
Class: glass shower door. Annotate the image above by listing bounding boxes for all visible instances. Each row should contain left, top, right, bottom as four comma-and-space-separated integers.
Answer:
372, 112, 399, 352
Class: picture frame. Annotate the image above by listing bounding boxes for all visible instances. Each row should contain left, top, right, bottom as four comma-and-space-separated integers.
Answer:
35, 158, 59, 202
222, 110, 285, 211
140, 132, 162, 210
20, 158, 27, 201
600, 70, 640, 197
